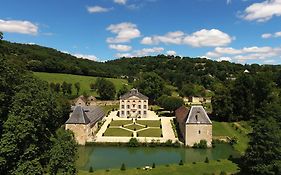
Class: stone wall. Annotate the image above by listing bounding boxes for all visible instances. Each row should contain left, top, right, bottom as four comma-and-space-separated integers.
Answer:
185, 124, 212, 147
65, 123, 91, 145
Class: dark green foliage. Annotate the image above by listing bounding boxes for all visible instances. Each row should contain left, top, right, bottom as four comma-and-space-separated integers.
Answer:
95, 78, 116, 100
157, 95, 184, 112
49, 129, 77, 175
117, 84, 129, 98
55, 83, 61, 93
67, 83, 72, 95
240, 117, 281, 175
205, 157, 209, 163
180, 83, 205, 97
220, 171, 227, 175
134, 72, 165, 101
61, 81, 68, 95
89, 166, 93, 173
127, 138, 139, 147
74, 82, 80, 95
120, 163, 126, 171
0, 31, 3, 40
193, 140, 208, 149
179, 159, 184, 165
152, 162, 155, 168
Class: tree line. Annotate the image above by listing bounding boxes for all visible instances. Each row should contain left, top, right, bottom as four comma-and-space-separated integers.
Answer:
49, 81, 80, 95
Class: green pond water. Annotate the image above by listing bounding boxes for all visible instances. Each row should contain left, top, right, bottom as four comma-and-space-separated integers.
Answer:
76, 144, 240, 171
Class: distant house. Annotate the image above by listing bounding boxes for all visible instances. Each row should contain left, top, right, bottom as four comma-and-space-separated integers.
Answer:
119, 88, 148, 118
175, 106, 212, 147
74, 95, 96, 106
65, 105, 105, 145
183, 96, 211, 105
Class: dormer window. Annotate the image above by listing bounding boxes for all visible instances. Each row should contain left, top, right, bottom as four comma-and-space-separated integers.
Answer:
198, 130, 201, 134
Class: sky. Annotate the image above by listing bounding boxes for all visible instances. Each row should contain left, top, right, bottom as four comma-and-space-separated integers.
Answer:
0, 0, 281, 64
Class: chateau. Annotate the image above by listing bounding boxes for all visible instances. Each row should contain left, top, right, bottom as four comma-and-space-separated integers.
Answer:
119, 88, 149, 118
175, 105, 212, 147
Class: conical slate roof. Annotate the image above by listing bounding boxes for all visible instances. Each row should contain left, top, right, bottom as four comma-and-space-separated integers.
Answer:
66, 106, 91, 124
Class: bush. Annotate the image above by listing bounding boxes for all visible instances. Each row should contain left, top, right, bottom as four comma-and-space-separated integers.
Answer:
127, 138, 139, 147
192, 162, 196, 164
165, 139, 173, 146
205, 157, 209, 163
152, 162, 155, 168
179, 159, 184, 165
89, 166, 93, 173
229, 136, 237, 145
193, 140, 207, 149
120, 163, 126, 171
105, 169, 110, 172
220, 171, 227, 175
228, 154, 233, 160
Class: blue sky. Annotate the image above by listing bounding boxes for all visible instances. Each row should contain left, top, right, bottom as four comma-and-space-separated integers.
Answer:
0, 0, 281, 64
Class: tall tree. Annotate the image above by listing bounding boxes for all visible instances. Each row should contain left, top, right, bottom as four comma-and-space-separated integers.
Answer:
135, 72, 164, 101
61, 81, 68, 95
74, 82, 80, 95
95, 78, 116, 100
67, 83, 72, 95
117, 85, 129, 98
157, 95, 184, 112
54, 83, 61, 93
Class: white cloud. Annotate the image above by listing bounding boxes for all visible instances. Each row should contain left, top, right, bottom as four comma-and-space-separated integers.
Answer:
166, 50, 177, 55
73, 53, 98, 61
113, 0, 127, 5
116, 47, 164, 58
206, 46, 281, 63
87, 6, 111, 13
183, 29, 232, 47
217, 57, 232, 62
109, 44, 132, 52
241, 0, 281, 22
261, 31, 281, 38
0, 19, 38, 35
106, 22, 141, 43
141, 29, 232, 47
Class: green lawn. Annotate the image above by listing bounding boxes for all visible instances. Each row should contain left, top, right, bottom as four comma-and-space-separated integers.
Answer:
101, 105, 119, 115
103, 128, 132, 137
213, 121, 250, 153
124, 124, 145, 131
137, 128, 162, 137
110, 120, 133, 126
78, 159, 239, 175
33, 72, 130, 96
136, 120, 161, 127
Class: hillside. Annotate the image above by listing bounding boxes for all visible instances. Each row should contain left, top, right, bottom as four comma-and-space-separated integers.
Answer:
34, 72, 129, 96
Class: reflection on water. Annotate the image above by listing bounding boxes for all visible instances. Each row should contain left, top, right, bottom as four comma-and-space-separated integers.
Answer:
76, 144, 240, 170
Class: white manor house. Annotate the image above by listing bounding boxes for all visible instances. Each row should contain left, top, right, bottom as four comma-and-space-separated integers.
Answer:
119, 88, 149, 118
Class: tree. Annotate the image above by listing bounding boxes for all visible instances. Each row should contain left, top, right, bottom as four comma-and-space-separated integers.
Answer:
157, 95, 184, 112
67, 83, 72, 95
179, 160, 184, 165
134, 72, 164, 101
95, 78, 116, 100
54, 83, 61, 93
61, 81, 68, 95
127, 138, 139, 147
50, 82, 56, 92
240, 117, 281, 175
90, 83, 96, 90
74, 82, 80, 95
0, 32, 3, 40
49, 129, 77, 175
117, 85, 129, 98
120, 163, 126, 171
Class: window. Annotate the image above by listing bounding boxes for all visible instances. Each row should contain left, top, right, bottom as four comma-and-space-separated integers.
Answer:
138, 105, 141, 109
138, 111, 141, 114
139, 100, 141, 102
198, 130, 201, 134
127, 105, 130, 109
121, 105, 124, 109
144, 111, 147, 115
144, 105, 147, 109
144, 100, 146, 102
127, 111, 130, 114
133, 100, 135, 102
121, 111, 124, 115
133, 104, 135, 108
195, 115, 198, 121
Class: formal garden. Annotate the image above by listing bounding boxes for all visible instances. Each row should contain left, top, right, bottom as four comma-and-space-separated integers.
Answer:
103, 119, 162, 137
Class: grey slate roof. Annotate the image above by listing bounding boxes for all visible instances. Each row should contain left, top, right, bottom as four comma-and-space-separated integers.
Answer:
120, 88, 148, 100
186, 106, 212, 124
66, 106, 91, 124
66, 106, 105, 125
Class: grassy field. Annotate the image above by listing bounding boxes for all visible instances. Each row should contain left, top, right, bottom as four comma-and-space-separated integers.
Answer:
103, 128, 132, 137
110, 120, 133, 126
78, 159, 239, 175
137, 120, 161, 127
137, 128, 162, 137
213, 121, 250, 153
33, 72, 130, 96
101, 105, 119, 115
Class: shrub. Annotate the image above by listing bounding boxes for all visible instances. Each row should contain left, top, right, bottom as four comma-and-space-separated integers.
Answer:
165, 139, 173, 146
127, 138, 139, 147
152, 162, 155, 168
205, 157, 209, 163
105, 169, 110, 172
229, 137, 237, 145
220, 171, 227, 175
192, 162, 196, 164
193, 140, 207, 149
131, 133, 134, 137
228, 154, 233, 160
179, 159, 184, 165
165, 164, 170, 167
89, 166, 93, 173
120, 163, 126, 171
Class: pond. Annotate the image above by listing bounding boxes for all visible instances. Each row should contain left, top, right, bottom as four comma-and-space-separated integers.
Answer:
76, 144, 240, 171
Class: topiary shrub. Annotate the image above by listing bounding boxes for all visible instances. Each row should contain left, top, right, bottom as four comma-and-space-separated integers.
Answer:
127, 138, 139, 147
205, 157, 209, 163
152, 162, 155, 168
89, 166, 93, 173
120, 163, 126, 171
179, 159, 184, 165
